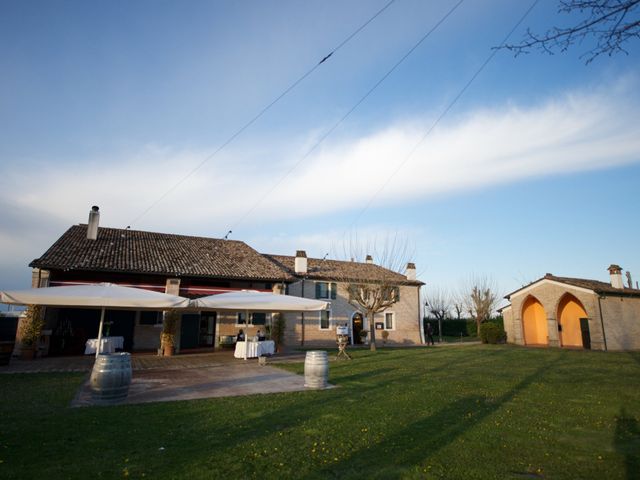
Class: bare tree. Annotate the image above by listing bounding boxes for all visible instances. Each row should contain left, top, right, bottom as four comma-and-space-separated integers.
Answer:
502, 0, 640, 63
333, 234, 413, 352
463, 276, 500, 336
424, 287, 450, 321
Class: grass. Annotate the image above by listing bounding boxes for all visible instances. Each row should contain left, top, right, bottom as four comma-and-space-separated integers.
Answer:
1, 345, 639, 479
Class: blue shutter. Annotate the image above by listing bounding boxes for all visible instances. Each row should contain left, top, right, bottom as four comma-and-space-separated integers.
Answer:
330, 283, 337, 299
315, 282, 321, 299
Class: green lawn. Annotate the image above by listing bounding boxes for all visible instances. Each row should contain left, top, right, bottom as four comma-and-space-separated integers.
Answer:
1, 345, 639, 479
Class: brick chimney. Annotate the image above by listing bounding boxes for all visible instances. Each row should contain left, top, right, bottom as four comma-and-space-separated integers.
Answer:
294, 250, 308, 275
608, 264, 624, 289
87, 206, 100, 241
365, 255, 373, 264
405, 262, 416, 281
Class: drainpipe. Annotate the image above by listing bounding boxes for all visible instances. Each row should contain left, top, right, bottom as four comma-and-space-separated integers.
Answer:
300, 279, 305, 346
597, 295, 608, 351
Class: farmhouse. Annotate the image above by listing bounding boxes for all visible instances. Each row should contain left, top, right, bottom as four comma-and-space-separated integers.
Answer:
501, 265, 640, 351
27, 211, 423, 355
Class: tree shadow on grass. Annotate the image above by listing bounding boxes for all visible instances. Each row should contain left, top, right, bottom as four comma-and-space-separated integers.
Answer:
315, 360, 557, 479
614, 408, 640, 480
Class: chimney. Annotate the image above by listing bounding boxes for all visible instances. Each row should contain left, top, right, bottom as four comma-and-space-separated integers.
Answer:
365, 255, 373, 264
294, 250, 307, 275
405, 262, 416, 281
608, 264, 624, 289
87, 206, 100, 241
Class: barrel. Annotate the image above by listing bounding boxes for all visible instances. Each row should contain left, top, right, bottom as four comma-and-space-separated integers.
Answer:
304, 350, 328, 389
90, 353, 132, 404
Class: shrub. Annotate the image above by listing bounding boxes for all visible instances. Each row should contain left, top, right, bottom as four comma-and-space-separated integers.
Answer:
21, 305, 44, 347
479, 322, 507, 344
271, 312, 286, 351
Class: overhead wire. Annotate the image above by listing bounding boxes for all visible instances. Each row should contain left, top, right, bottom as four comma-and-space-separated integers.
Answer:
127, 0, 397, 229
230, 0, 466, 233
347, 0, 541, 231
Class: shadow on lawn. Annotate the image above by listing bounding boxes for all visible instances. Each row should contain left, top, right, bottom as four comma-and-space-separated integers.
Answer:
316, 359, 558, 478
614, 408, 640, 480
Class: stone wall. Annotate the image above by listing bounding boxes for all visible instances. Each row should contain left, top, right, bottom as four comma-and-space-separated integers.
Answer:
503, 279, 640, 351
281, 280, 421, 347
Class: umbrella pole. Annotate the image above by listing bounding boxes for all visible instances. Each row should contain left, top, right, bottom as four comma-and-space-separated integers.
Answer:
244, 309, 249, 361
95, 307, 106, 359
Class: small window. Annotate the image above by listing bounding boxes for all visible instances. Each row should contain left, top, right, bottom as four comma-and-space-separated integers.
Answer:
320, 310, 331, 330
140, 311, 162, 326
316, 282, 329, 299
251, 313, 267, 325
384, 312, 394, 330
236, 312, 247, 325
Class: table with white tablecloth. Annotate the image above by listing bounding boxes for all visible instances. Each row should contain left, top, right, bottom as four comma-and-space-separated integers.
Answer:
233, 340, 275, 359
84, 336, 125, 355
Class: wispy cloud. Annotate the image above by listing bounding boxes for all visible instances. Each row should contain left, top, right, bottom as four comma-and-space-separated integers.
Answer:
1, 79, 638, 288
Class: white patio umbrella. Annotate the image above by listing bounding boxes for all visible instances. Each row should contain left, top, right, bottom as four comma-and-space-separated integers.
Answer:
190, 290, 329, 312
191, 290, 329, 360
0, 283, 190, 358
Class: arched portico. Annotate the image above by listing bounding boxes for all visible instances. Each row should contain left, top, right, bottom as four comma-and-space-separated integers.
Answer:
557, 294, 588, 348
522, 296, 548, 346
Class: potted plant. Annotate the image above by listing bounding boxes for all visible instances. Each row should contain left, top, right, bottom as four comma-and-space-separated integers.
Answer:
359, 330, 369, 344
161, 310, 179, 356
381, 330, 389, 345
20, 305, 44, 360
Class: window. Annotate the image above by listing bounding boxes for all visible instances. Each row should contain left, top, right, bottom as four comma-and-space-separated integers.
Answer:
139, 311, 162, 326
320, 310, 331, 330
316, 282, 337, 300
236, 312, 268, 326
384, 312, 395, 330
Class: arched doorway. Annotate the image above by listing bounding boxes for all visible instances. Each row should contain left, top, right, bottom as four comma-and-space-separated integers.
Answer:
351, 313, 364, 344
557, 294, 587, 348
522, 296, 548, 346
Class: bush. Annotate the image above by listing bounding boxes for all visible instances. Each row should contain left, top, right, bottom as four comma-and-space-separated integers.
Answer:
479, 322, 507, 344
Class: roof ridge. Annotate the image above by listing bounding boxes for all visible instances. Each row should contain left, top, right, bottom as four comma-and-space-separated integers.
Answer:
71, 224, 247, 245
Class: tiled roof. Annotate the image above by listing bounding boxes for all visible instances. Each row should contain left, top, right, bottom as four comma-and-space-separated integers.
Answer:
30, 225, 292, 281
506, 274, 640, 299
264, 254, 424, 286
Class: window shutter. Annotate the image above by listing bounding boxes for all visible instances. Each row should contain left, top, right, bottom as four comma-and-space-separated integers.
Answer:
330, 283, 337, 299
315, 282, 321, 299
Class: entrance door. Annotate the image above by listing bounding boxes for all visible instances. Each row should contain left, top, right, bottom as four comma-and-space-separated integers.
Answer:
580, 318, 591, 350
352, 313, 364, 344
199, 313, 217, 348
180, 314, 200, 349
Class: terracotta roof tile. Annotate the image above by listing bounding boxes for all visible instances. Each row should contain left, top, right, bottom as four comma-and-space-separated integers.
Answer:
30, 225, 292, 281
505, 274, 640, 299
264, 254, 424, 286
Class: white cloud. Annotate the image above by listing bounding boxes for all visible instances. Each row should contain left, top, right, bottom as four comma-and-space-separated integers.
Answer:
1, 79, 639, 289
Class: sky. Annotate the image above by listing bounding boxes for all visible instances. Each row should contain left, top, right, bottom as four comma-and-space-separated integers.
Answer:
1, 0, 639, 306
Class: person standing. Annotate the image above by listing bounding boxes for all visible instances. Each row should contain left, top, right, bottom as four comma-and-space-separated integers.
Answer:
426, 322, 435, 346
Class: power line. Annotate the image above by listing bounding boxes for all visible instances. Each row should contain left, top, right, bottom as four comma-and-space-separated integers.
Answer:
127, 0, 397, 229
348, 0, 541, 229
230, 0, 465, 233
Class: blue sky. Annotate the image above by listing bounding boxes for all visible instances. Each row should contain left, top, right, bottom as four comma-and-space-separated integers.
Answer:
1, 0, 639, 303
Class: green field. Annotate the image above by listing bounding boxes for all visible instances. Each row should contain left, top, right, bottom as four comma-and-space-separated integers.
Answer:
1, 345, 639, 479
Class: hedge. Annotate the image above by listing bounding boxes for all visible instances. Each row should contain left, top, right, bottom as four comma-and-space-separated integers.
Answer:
423, 318, 504, 338
479, 322, 507, 344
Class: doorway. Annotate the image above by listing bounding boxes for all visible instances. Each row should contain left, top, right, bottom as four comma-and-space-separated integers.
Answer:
199, 313, 217, 347
352, 313, 364, 344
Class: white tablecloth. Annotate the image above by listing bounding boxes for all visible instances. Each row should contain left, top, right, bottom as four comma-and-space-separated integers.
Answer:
234, 340, 275, 359
84, 336, 125, 355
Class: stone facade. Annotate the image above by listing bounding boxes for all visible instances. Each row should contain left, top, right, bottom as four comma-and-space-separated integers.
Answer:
503, 278, 640, 351
281, 279, 422, 347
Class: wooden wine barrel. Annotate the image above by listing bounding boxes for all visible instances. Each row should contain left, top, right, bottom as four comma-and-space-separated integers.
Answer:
304, 350, 328, 389
90, 353, 132, 404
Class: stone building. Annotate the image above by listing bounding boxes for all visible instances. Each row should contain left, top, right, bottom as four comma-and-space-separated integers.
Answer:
501, 265, 640, 351
27, 211, 423, 355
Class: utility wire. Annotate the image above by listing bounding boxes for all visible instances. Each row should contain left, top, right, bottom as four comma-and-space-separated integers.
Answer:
348, 0, 541, 229
128, 0, 397, 228
230, 0, 465, 233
